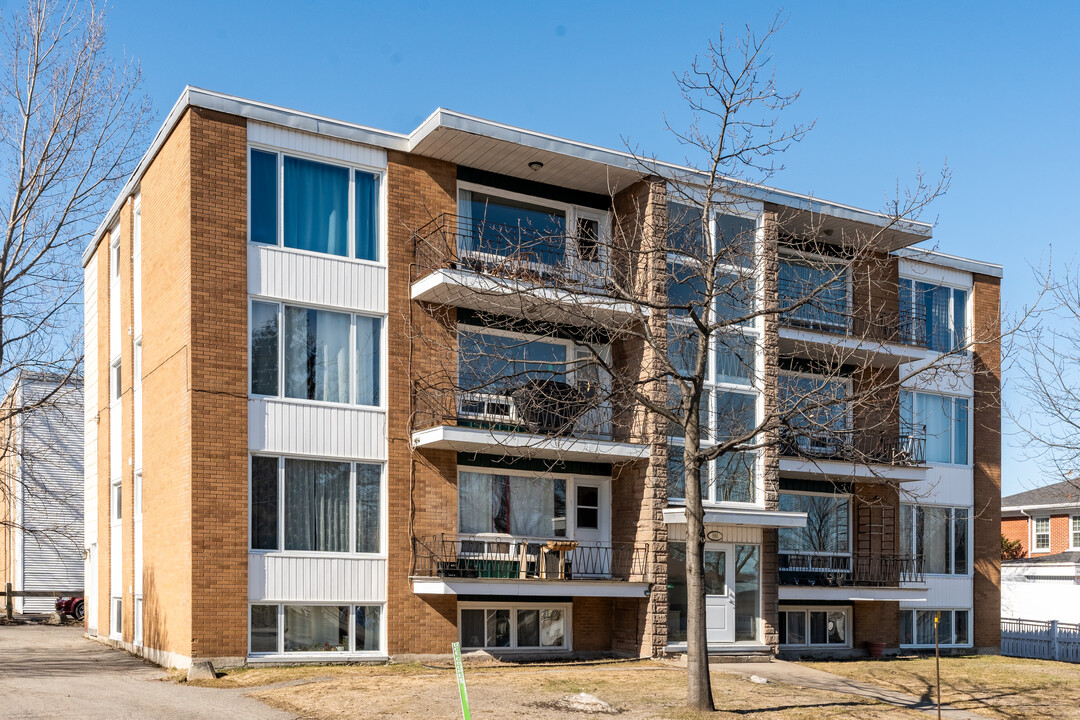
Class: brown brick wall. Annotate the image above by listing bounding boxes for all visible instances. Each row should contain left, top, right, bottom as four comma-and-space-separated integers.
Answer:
187, 108, 249, 661
573, 597, 614, 652
386, 150, 459, 655
139, 108, 194, 659
972, 273, 1002, 651
853, 600, 900, 649
118, 198, 136, 643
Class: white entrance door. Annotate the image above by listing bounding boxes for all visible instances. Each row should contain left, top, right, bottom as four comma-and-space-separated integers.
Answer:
572, 479, 609, 577
704, 544, 736, 644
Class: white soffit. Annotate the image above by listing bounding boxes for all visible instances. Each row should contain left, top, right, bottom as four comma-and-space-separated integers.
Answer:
663, 506, 807, 529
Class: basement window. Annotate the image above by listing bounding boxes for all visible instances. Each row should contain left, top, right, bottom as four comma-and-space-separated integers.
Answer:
459, 603, 569, 651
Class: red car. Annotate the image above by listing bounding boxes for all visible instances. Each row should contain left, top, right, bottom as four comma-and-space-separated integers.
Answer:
55, 596, 84, 621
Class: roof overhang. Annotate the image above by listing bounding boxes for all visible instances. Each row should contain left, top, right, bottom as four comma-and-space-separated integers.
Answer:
411, 577, 650, 598
663, 506, 807, 529
779, 327, 931, 368
778, 585, 927, 603
780, 457, 927, 483
1002, 503, 1080, 516
411, 425, 649, 463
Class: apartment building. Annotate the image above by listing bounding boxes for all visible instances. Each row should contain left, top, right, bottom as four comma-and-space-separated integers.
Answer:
0, 372, 83, 614
82, 87, 1002, 668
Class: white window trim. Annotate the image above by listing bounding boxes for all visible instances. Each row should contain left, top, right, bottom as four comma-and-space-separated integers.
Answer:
248, 298, 387, 411
110, 597, 123, 641
247, 602, 387, 658
247, 143, 388, 267
110, 478, 122, 524
900, 608, 972, 648
455, 464, 610, 543
1032, 516, 1052, 553
899, 275, 972, 353
248, 453, 388, 559
778, 606, 852, 648
1071, 516, 1080, 551
900, 389, 972, 467
457, 601, 572, 653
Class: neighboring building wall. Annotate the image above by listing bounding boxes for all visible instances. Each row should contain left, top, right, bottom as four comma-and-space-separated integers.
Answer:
1003, 514, 1077, 558
387, 150, 458, 656
1002, 516, 1029, 557
1001, 563, 1080, 623
972, 272, 1002, 652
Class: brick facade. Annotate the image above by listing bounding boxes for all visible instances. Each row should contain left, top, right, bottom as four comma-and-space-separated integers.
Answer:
1003, 513, 1077, 557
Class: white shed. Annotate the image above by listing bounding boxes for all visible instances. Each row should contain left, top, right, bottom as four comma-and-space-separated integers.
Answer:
1002, 552, 1080, 624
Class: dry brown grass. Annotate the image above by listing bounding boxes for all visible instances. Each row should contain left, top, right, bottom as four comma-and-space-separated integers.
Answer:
188, 660, 924, 719
803, 654, 1080, 720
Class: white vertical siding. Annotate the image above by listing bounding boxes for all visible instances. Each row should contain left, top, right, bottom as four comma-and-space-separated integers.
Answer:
248, 399, 387, 461
248, 554, 387, 603
247, 122, 388, 169
902, 575, 972, 609
248, 244, 387, 313
18, 378, 84, 612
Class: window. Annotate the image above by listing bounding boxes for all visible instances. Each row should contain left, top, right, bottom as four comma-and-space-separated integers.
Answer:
458, 330, 568, 391
778, 493, 850, 557
249, 603, 383, 655
250, 456, 384, 555
900, 504, 970, 574
111, 479, 122, 522
111, 598, 122, 638
779, 256, 848, 331
666, 543, 760, 644
249, 301, 383, 407
779, 373, 848, 432
667, 391, 758, 504
458, 470, 566, 538
576, 485, 599, 530
110, 359, 122, 402
110, 232, 121, 278
779, 607, 849, 647
1072, 517, 1080, 549
735, 544, 760, 642
249, 148, 382, 262
900, 608, 970, 647
466, 191, 567, 265
134, 596, 143, 646
133, 339, 142, 387
1034, 516, 1051, 551
900, 278, 968, 352
459, 604, 568, 651
901, 391, 968, 464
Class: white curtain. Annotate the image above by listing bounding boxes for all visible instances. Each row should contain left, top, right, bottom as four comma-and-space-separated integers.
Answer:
509, 476, 555, 537
285, 307, 351, 403
458, 472, 493, 534
919, 506, 951, 574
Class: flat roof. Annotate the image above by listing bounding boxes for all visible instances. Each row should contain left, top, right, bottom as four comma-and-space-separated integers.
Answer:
83, 86, 973, 268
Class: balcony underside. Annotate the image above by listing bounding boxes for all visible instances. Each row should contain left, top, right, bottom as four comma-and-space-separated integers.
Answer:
411, 268, 639, 327
662, 506, 808, 529
778, 585, 928, 603
411, 577, 651, 598
412, 425, 650, 463
780, 327, 930, 368
779, 457, 927, 483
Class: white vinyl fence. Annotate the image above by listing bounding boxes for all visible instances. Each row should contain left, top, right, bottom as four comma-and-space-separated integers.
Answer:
1001, 618, 1080, 662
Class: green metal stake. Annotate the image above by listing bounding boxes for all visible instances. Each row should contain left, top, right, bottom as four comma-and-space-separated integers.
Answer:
452, 642, 472, 720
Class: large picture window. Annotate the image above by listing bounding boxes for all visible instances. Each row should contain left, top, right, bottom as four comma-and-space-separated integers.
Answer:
249, 148, 382, 262
900, 608, 969, 647
250, 456, 384, 555
900, 504, 970, 575
779, 607, 849, 647
250, 300, 383, 407
250, 603, 383, 655
900, 278, 968, 352
901, 391, 968, 464
459, 604, 569, 651
458, 471, 566, 538
778, 493, 850, 556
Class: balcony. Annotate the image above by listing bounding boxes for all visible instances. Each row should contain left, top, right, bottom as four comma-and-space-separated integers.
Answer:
411, 214, 637, 327
411, 534, 652, 598
778, 553, 928, 603
411, 383, 649, 463
778, 425, 928, 483
778, 277, 930, 367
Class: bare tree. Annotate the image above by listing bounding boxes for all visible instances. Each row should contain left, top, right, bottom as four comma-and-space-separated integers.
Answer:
405, 15, 987, 713
0, 0, 150, 565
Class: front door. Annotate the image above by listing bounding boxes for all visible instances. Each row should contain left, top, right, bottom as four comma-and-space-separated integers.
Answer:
704, 543, 736, 644
573, 480, 610, 577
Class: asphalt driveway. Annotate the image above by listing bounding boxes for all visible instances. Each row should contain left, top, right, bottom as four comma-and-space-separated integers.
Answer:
0, 624, 293, 719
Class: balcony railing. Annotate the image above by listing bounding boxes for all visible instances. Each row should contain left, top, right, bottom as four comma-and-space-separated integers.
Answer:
778, 277, 927, 348
414, 382, 613, 440
779, 553, 924, 587
413, 534, 651, 582
778, 424, 926, 466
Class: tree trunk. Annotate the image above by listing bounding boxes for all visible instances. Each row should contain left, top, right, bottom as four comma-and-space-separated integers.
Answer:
683, 420, 714, 710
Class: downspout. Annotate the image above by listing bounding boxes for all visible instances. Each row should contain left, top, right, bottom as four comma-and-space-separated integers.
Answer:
1019, 509, 1031, 555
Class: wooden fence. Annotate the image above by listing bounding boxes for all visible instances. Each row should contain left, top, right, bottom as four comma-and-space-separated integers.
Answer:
1001, 618, 1080, 662
3, 582, 83, 620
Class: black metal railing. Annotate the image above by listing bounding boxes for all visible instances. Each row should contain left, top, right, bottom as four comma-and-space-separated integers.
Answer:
414, 213, 605, 284
778, 277, 927, 348
413, 534, 650, 582
778, 424, 926, 466
778, 553, 924, 586
414, 382, 613, 439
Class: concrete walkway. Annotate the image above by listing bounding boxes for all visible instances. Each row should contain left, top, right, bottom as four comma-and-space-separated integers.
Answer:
0, 624, 293, 719
711, 659, 995, 720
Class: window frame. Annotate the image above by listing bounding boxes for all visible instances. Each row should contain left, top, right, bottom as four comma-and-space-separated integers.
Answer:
1033, 516, 1051, 553
778, 606, 851, 648
248, 453, 387, 559
1071, 516, 1080, 551
247, 602, 386, 657
778, 370, 853, 432
457, 601, 572, 652
900, 503, 972, 576
900, 608, 972, 648
247, 144, 386, 265
900, 390, 972, 466
899, 275, 971, 353
777, 490, 853, 559
110, 597, 122, 640
110, 478, 122, 523
247, 298, 386, 410
777, 248, 854, 333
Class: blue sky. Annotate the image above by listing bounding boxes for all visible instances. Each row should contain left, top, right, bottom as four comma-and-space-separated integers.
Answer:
104, 0, 1080, 495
